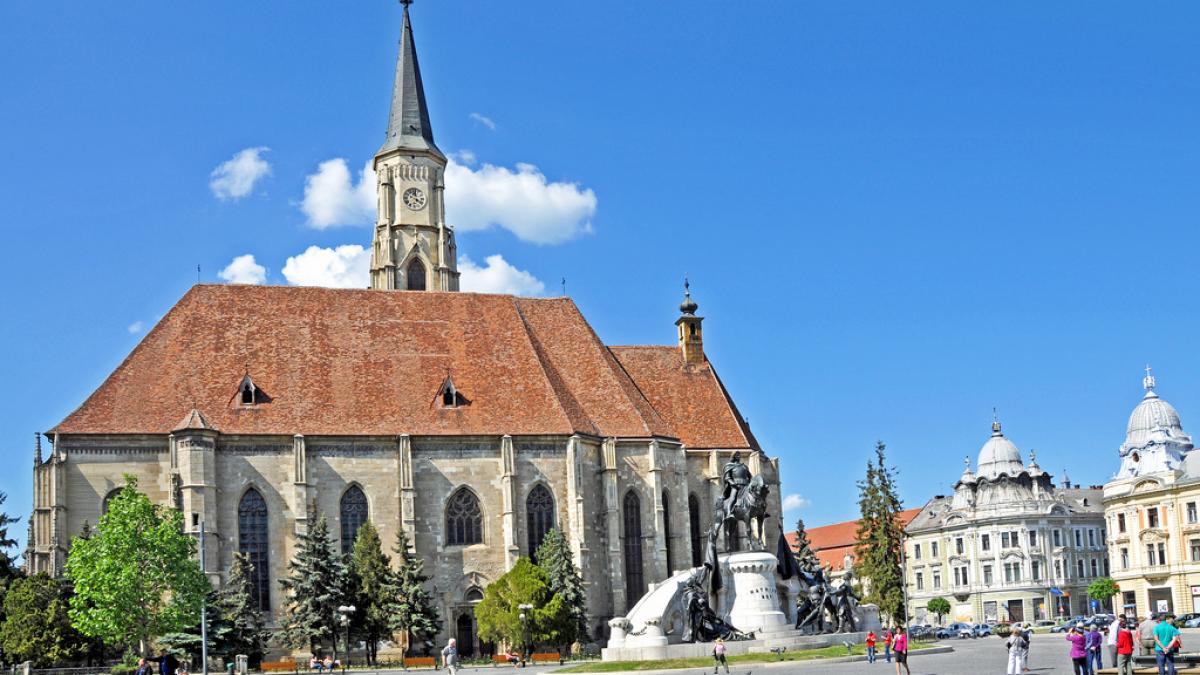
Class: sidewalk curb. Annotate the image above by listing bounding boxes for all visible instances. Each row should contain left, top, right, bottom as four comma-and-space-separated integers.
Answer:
544, 646, 956, 675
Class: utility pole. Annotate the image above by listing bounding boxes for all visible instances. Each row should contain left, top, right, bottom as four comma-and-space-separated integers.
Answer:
200, 520, 209, 675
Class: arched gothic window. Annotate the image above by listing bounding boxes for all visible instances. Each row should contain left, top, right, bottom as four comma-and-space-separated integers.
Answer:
340, 485, 369, 554
238, 489, 270, 611
688, 493, 703, 567
407, 259, 427, 291
446, 488, 483, 546
101, 488, 122, 515
623, 491, 645, 606
662, 490, 675, 574
526, 485, 555, 561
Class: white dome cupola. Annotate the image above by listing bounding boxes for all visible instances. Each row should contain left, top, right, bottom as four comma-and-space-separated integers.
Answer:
976, 417, 1025, 480
1117, 366, 1193, 478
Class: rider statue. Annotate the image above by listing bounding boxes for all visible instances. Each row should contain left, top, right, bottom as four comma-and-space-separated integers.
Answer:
721, 451, 753, 519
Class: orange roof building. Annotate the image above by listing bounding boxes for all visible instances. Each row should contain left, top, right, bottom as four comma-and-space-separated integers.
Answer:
787, 509, 922, 575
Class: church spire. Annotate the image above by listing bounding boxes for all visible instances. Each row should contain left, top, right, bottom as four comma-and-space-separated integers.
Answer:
379, 0, 443, 159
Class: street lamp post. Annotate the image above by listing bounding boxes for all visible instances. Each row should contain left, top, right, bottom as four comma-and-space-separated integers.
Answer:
518, 603, 533, 667
337, 605, 356, 672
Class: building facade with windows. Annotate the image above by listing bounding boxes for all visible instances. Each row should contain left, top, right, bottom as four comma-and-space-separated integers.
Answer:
24, 4, 781, 654
1104, 370, 1200, 618
904, 421, 1106, 624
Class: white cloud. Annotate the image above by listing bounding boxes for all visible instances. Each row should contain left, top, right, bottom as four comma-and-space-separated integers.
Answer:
459, 254, 545, 296
209, 147, 271, 200
281, 244, 370, 288
445, 159, 596, 244
127, 321, 144, 334
297, 155, 597, 244
782, 494, 811, 512
218, 254, 267, 285
469, 112, 497, 130
300, 159, 376, 229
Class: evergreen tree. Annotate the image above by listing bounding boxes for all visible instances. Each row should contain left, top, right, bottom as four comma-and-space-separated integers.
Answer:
0, 573, 89, 666
791, 518, 820, 571
220, 553, 268, 665
386, 529, 441, 656
349, 522, 391, 665
534, 529, 588, 648
65, 476, 210, 656
853, 442, 907, 626
0, 492, 21, 581
278, 515, 348, 659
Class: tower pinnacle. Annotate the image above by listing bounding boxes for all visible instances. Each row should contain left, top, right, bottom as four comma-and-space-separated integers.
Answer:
379, 0, 442, 159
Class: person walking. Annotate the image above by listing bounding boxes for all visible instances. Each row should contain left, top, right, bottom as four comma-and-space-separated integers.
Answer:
1107, 616, 1121, 669
1020, 623, 1033, 673
1005, 626, 1029, 675
712, 638, 729, 674
1087, 624, 1104, 673
1067, 626, 1088, 675
1154, 614, 1181, 675
1116, 616, 1136, 675
892, 629, 910, 675
1139, 614, 1160, 657
866, 631, 877, 664
442, 638, 460, 675
883, 628, 893, 663
136, 659, 151, 675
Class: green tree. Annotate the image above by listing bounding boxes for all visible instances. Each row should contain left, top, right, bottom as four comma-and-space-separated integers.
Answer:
386, 528, 441, 656
349, 522, 391, 665
475, 558, 571, 651
534, 529, 588, 649
853, 442, 907, 626
0, 574, 88, 666
0, 492, 21, 581
278, 515, 348, 659
925, 597, 951, 625
220, 553, 268, 665
1088, 577, 1120, 612
65, 476, 210, 656
791, 518, 820, 571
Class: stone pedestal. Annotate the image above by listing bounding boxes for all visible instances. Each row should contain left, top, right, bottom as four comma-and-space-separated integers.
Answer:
724, 551, 790, 636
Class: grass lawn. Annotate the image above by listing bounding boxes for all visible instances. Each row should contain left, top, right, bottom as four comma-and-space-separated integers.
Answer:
556, 641, 935, 672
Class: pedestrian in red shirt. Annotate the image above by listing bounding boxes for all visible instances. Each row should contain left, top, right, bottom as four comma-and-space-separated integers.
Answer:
1115, 616, 1136, 675
866, 631, 878, 664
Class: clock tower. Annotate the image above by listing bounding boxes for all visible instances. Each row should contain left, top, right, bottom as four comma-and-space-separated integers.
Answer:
369, 1, 459, 292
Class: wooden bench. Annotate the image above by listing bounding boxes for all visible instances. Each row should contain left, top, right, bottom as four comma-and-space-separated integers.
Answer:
530, 653, 561, 665
491, 655, 519, 666
260, 662, 296, 673
404, 657, 437, 668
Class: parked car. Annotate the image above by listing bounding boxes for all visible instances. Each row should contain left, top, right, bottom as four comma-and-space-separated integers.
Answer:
909, 626, 934, 640
973, 624, 993, 637
1050, 621, 1080, 633
1034, 619, 1057, 629
935, 626, 956, 639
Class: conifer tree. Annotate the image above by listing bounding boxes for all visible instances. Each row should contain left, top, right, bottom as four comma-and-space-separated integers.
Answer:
534, 529, 589, 647
349, 522, 391, 665
278, 515, 348, 658
0, 492, 21, 582
386, 529, 441, 656
853, 442, 907, 625
791, 518, 820, 571
220, 553, 268, 665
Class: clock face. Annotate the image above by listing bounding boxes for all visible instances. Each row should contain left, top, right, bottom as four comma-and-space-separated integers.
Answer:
403, 187, 427, 210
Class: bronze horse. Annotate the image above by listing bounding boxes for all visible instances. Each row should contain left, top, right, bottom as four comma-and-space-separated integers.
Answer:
713, 474, 771, 551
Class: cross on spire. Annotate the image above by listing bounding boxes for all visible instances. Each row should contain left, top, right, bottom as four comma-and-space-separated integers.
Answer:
1144, 364, 1157, 393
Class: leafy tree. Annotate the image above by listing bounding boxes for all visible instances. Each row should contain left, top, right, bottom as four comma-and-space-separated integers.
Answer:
791, 518, 820, 571
0, 574, 89, 666
65, 476, 210, 656
278, 515, 348, 659
386, 528, 441, 656
534, 529, 588, 649
853, 442, 907, 626
349, 522, 391, 665
925, 597, 951, 625
475, 558, 571, 651
1088, 577, 1120, 612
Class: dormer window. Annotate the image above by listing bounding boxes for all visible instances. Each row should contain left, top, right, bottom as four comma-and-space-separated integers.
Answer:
234, 373, 270, 407
437, 375, 468, 409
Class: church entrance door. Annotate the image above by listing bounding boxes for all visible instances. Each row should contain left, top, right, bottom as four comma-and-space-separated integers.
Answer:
456, 613, 476, 657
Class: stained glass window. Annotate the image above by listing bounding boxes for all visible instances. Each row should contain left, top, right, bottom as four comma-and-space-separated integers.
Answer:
688, 493, 702, 567
238, 488, 270, 611
340, 485, 369, 554
446, 488, 482, 546
623, 491, 645, 606
526, 485, 555, 561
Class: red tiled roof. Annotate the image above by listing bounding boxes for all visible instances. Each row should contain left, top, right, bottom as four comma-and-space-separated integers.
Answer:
609, 346, 759, 450
51, 285, 754, 446
786, 508, 922, 571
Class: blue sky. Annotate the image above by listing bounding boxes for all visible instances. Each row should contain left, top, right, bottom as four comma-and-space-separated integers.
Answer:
3, 2, 1200, 549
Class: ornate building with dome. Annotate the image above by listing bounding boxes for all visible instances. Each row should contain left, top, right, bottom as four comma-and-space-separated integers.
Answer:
24, 3, 781, 655
904, 420, 1105, 624
1104, 369, 1200, 617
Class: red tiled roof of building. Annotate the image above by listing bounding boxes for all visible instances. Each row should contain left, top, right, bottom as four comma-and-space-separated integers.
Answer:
609, 346, 759, 450
51, 285, 755, 447
786, 508, 922, 571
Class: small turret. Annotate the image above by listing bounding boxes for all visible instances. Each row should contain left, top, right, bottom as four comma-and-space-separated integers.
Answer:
674, 277, 705, 365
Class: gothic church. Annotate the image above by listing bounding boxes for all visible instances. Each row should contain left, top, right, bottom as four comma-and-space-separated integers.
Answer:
26, 4, 781, 652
